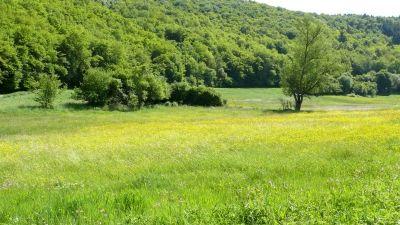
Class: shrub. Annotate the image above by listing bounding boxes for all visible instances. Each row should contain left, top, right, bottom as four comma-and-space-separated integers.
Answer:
75, 68, 112, 106
376, 70, 393, 95
170, 82, 190, 104
75, 69, 222, 110
170, 82, 225, 107
352, 81, 377, 97
75, 68, 170, 110
123, 72, 170, 108
338, 73, 354, 94
186, 86, 224, 106
135, 73, 170, 105
106, 78, 130, 109
33, 74, 62, 109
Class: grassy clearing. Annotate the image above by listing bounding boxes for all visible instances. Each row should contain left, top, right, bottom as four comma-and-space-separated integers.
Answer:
1, 90, 400, 224
218, 88, 400, 110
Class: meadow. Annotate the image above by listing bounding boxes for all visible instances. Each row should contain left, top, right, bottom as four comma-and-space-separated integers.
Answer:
0, 89, 400, 224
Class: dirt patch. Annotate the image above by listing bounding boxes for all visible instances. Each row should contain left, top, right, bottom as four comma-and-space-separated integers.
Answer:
0, 179, 17, 190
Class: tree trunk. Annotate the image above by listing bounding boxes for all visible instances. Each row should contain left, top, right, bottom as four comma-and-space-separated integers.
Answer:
295, 100, 302, 111
294, 94, 303, 111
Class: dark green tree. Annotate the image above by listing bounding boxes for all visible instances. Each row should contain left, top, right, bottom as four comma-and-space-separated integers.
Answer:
338, 73, 354, 94
376, 70, 393, 95
57, 29, 91, 88
0, 40, 22, 93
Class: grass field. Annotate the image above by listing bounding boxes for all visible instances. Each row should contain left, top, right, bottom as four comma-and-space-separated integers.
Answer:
218, 88, 400, 110
1, 89, 400, 224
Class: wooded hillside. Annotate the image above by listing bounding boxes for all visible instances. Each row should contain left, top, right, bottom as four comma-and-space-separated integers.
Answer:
1, 0, 400, 93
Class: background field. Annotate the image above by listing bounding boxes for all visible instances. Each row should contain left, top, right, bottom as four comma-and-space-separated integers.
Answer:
1, 90, 400, 224
219, 88, 400, 110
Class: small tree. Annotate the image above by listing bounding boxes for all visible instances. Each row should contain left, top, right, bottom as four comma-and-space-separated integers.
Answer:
281, 16, 340, 111
34, 74, 62, 109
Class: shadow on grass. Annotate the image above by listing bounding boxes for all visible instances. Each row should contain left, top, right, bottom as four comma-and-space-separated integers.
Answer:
63, 102, 138, 112
18, 105, 42, 110
63, 102, 94, 111
263, 109, 314, 114
17, 102, 95, 111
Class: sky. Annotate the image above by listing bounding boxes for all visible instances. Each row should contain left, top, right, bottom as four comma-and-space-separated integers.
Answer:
255, 0, 400, 17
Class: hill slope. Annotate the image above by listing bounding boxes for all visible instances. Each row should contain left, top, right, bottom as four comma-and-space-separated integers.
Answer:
1, 0, 400, 93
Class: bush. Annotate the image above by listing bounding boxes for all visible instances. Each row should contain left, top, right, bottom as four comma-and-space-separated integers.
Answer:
105, 78, 130, 109
170, 82, 190, 104
75, 68, 112, 106
352, 81, 377, 97
186, 86, 224, 106
170, 82, 225, 107
75, 68, 170, 110
33, 74, 62, 109
338, 73, 354, 94
133, 73, 170, 106
76, 70, 222, 110
376, 70, 393, 95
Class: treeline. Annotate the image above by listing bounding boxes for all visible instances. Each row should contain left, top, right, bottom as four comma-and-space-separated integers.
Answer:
335, 70, 400, 96
1, 0, 400, 97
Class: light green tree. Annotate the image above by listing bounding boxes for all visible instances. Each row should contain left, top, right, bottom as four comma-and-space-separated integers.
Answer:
281, 16, 340, 111
33, 74, 62, 109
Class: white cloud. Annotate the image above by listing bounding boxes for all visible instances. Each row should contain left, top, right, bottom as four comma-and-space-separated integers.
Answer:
255, 0, 400, 17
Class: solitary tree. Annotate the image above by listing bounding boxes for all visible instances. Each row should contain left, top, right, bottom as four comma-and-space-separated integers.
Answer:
33, 74, 62, 109
281, 16, 339, 111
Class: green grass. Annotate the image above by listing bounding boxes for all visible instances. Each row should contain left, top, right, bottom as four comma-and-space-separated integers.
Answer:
0, 89, 400, 224
218, 88, 400, 110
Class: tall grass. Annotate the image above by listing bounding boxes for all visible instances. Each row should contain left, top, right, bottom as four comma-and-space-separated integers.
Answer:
0, 90, 399, 224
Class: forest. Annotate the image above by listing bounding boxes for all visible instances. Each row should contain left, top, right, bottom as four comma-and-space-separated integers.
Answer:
1, 0, 400, 97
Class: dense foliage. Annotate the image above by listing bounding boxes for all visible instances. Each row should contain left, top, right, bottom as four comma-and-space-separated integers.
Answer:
0, 0, 400, 96
75, 68, 170, 109
170, 82, 225, 106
